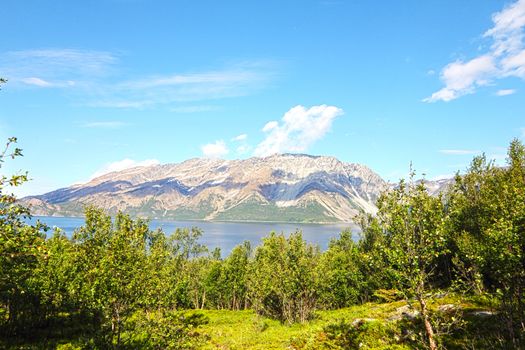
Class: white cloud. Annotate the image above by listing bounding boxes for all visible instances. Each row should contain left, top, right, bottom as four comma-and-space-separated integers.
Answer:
232, 134, 247, 141
236, 144, 251, 155
426, 0, 525, 102
20, 77, 52, 87
201, 140, 229, 158
89, 158, 160, 180
20, 77, 76, 88
254, 105, 343, 157
501, 49, 525, 77
81, 121, 127, 129
439, 149, 480, 155
424, 56, 497, 102
231, 134, 250, 155
496, 88, 517, 95
485, 0, 525, 56
262, 121, 278, 132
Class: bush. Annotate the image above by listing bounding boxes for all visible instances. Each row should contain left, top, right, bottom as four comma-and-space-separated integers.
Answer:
122, 310, 209, 349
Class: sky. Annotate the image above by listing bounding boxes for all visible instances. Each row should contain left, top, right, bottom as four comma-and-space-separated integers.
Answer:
1, 0, 525, 197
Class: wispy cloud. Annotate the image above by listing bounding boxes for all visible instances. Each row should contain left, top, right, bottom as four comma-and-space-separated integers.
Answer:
92, 100, 152, 109
1, 49, 276, 108
81, 121, 127, 129
232, 134, 247, 142
20, 77, 53, 87
439, 149, 481, 155
496, 88, 517, 96
201, 140, 229, 159
236, 144, 251, 155
8, 49, 117, 70
254, 105, 343, 157
121, 70, 262, 89
231, 134, 250, 154
20, 77, 76, 88
0, 49, 117, 88
425, 0, 525, 102
94, 62, 275, 108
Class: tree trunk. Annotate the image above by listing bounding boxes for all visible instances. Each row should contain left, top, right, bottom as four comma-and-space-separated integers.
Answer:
201, 290, 206, 309
418, 296, 437, 350
116, 308, 121, 349
111, 318, 116, 349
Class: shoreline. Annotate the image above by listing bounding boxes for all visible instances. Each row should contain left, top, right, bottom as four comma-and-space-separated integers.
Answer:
32, 214, 357, 226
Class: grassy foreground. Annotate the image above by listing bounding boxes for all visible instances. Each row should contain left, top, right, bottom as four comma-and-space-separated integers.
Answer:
196, 294, 498, 350
0, 293, 503, 349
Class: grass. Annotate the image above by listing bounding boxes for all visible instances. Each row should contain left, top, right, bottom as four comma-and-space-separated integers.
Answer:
196, 301, 410, 350
1, 294, 504, 349
196, 294, 502, 350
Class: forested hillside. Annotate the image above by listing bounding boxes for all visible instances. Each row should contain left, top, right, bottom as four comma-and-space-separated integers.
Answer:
1, 137, 525, 349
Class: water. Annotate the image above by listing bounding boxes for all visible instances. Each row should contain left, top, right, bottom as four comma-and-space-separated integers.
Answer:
32, 216, 360, 255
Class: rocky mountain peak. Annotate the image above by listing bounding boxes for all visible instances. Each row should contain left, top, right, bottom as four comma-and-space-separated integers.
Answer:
23, 154, 390, 223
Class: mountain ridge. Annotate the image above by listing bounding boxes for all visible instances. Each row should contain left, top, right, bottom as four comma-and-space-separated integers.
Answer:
22, 154, 442, 223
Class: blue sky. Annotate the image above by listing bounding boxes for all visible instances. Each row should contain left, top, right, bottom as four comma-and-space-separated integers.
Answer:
1, 0, 524, 196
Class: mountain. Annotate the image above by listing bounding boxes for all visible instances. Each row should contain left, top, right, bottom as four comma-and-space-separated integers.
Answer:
23, 154, 390, 223
423, 177, 455, 196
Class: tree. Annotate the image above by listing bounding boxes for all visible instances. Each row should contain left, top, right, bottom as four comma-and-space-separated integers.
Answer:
447, 139, 525, 346
219, 241, 251, 310
373, 173, 448, 350
140, 228, 178, 310
356, 213, 398, 302
317, 231, 365, 308
169, 227, 209, 309
0, 136, 47, 333
71, 207, 151, 347
249, 231, 319, 324
35, 228, 76, 321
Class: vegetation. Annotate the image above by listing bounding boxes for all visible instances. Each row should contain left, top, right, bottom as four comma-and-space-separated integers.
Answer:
1, 91, 524, 348
214, 197, 339, 223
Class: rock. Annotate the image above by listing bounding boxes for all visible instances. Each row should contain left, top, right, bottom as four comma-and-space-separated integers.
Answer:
470, 310, 496, 317
396, 305, 409, 313
438, 304, 457, 312
23, 154, 390, 222
392, 305, 420, 321
387, 314, 402, 321
402, 310, 420, 320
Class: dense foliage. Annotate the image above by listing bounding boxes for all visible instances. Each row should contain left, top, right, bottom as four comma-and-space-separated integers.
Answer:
1, 133, 525, 348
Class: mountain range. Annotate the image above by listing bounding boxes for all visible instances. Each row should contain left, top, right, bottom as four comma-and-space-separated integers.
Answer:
22, 154, 448, 223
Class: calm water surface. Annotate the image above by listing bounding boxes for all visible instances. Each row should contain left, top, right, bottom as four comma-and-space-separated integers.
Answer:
33, 216, 360, 255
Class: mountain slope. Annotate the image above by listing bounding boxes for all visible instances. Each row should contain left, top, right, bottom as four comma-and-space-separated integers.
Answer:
23, 154, 389, 223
